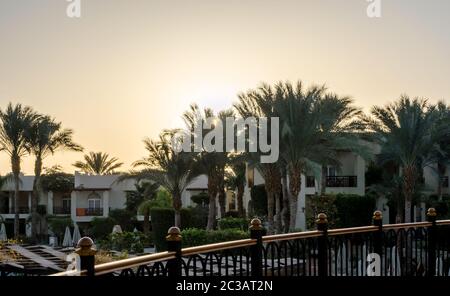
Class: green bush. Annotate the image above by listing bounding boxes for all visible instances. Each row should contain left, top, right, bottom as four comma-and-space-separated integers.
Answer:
99, 231, 145, 253
181, 228, 249, 248
334, 194, 376, 228
306, 193, 376, 229
89, 217, 116, 240
218, 217, 249, 230
109, 209, 136, 231
150, 207, 175, 251
47, 216, 73, 238
180, 206, 208, 229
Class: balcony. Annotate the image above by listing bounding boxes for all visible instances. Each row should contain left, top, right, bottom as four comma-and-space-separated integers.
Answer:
53, 207, 71, 215
326, 176, 357, 188
76, 208, 103, 216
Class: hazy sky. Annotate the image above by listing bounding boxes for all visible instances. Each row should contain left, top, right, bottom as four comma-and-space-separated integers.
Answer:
0, 0, 449, 174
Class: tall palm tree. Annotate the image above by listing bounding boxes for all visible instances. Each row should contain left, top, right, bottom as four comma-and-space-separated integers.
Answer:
127, 181, 160, 235
315, 93, 368, 195
73, 152, 123, 175
0, 103, 39, 238
366, 96, 447, 222
234, 83, 284, 233
130, 130, 199, 227
25, 115, 83, 241
182, 104, 232, 230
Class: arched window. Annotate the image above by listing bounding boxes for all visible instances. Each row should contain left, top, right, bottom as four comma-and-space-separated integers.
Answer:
88, 192, 101, 210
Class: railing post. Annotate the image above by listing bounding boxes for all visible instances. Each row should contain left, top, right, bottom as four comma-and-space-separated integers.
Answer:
75, 237, 96, 276
166, 226, 182, 277
427, 208, 437, 276
372, 210, 383, 256
249, 218, 263, 277
316, 213, 328, 277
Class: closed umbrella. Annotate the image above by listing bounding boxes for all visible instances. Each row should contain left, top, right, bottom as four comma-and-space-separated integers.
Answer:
72, 223, 81, 246
62, 226, 72, 247
0, 223, 7, 241
112, 225, 122, 234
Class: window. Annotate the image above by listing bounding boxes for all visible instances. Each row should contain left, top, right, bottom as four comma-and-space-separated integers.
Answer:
88, 192, 101, 209
62, 198, 71, 211
327, 166, 337, 176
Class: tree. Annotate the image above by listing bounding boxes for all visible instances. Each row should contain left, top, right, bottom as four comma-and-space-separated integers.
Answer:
73, 152, 123, 175
0, 103, 39, 238
315, 93, 368, 195
182, 104, 232, 230
129, 181, 160, 235
234, 84, 284, 233
127, 130, 199, 227
366, 96, 448, 222
25, 115, 83, 241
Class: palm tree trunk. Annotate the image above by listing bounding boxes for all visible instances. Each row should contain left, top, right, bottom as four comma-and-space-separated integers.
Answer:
12, 155, 21, 238
173, 192, 182, 227
403, 165, 416, 223
281, 171, 290, 233
31, 156, 42, 242
143, 208, 150, 235
288, 165, 302, 231
321, 165, 327, 195
266, 190, 275, 234
207, 173, 219, 230
237, 184, 245, 217
274, 192, 282, 234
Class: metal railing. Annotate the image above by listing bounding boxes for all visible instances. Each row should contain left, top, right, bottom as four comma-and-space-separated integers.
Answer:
326, 176, 357, 187
50, 208, 450, 277
76, 208, 103, 216
53, 207, 71, 215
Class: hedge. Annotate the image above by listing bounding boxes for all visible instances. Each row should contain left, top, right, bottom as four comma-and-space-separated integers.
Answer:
181, 228, 249, 248
88, 217, 117, 240
218, 217, 249, 231
150, 208, 175, 251
306, 194, 376, 229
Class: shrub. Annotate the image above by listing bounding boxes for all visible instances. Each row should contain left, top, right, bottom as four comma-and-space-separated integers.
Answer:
218, 217, 249, 230
89, 217, 116, 240
224, 210, 240, 218
186, 206, 208, 229
47, 216, 73, 238
109, 209, 136, 232
150, 207, 174, 251
306, 194, 376, 229
99, 231, 145, 253
334, 194, 376, 228
181, 228, 249, 248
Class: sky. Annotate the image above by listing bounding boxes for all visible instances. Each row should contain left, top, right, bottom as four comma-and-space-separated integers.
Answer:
0, 0, 449, 174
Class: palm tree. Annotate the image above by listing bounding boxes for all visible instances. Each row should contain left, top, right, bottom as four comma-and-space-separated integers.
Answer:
234, 84, 284, 233
130, 130, 199, 227
25, 115, 83, 241
315, 93, 368, 195
126, 181, 160, 235
73, 152, 123, 175
0, 103, 39, 238
182, 104, 232, 230
366, 96, 447, 222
